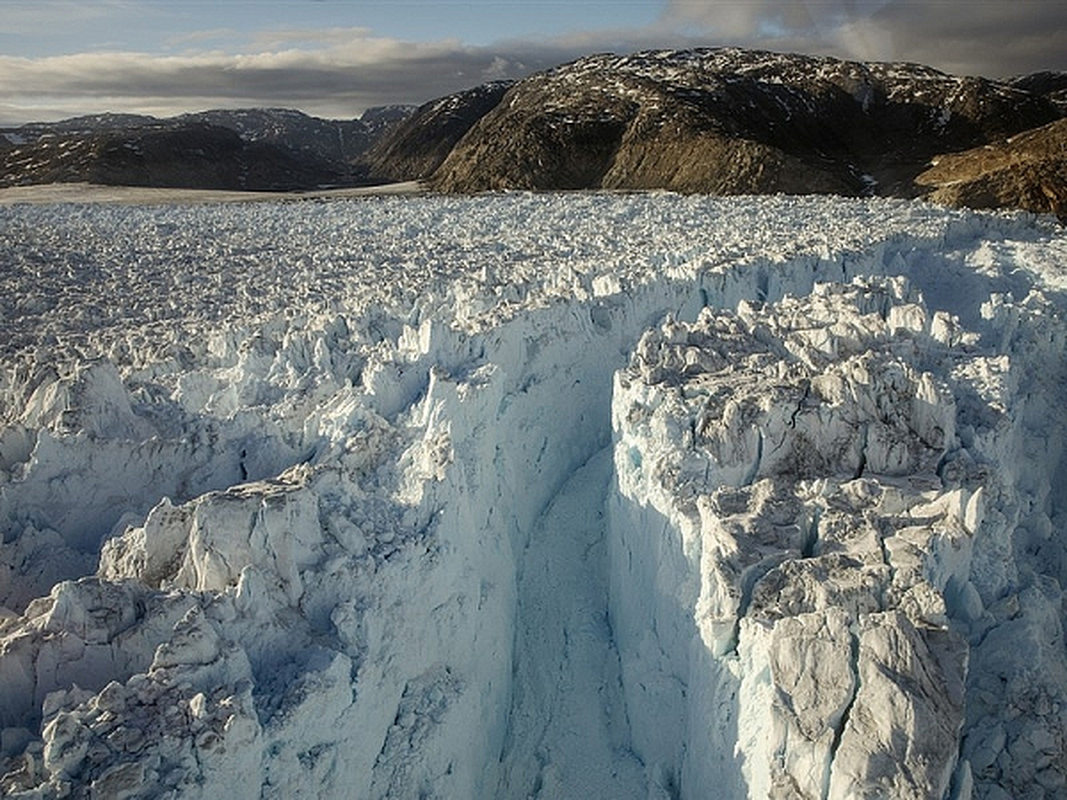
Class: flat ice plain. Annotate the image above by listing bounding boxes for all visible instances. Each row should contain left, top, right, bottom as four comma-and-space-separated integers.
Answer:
1, 191, 1066, 799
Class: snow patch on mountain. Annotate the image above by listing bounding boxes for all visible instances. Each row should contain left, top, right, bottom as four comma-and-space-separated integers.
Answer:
0, 194, 1065, 798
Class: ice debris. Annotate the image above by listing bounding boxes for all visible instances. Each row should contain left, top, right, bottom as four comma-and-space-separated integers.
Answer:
609, 276, 1067, 799
0, 193, 1065, 798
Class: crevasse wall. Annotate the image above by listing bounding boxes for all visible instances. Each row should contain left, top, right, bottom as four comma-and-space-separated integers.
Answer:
1, 195, 1065, 798
606, 270, 1067, 798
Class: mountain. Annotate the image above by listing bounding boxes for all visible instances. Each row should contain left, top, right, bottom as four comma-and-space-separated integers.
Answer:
428, 49, 1062, 198
0, 107, 416, 191
1, 48, 1064, 215
0, 121, 345, 191
916, 117, 1067, 220
362, 81, 514, 182
179, 107, 416, 170
178, 109, 366, 169
1009, 71, 1067, 114
5, 113, 160, 138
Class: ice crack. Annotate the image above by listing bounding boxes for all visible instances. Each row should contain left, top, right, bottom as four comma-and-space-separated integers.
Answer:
496, 449, 644, 799
823, 628, 860, 800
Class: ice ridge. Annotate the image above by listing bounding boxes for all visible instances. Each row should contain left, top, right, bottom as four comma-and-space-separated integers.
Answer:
0, 194, 1065, 799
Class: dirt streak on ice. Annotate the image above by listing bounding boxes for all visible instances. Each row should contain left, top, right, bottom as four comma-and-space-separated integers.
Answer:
498, 448, 645, 799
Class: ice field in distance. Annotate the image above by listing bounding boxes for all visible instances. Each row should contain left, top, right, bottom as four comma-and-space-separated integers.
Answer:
1, 192, 1067, 798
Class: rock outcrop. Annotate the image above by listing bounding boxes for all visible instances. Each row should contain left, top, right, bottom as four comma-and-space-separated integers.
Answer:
430, 49, 1061, 197
916, 118, 1067, 220
362, 81, 513, 182
0, 108, 415, 191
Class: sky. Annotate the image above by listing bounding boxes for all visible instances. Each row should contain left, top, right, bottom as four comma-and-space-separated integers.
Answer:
0, 0, 1064, 125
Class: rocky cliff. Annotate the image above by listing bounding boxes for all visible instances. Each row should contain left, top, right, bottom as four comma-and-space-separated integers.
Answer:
916, 117, 1067, 220
0, 107, 415, 191
430, 49, 1062, 198
363, 81, 513, 182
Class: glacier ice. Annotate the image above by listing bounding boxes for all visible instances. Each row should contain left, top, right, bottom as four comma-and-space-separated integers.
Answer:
0, 193, 1066, 798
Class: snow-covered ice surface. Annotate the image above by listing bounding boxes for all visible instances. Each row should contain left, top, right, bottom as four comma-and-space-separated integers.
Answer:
0, 193, 1065, 799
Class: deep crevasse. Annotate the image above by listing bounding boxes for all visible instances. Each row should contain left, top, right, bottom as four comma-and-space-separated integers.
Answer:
496, 447, 643, 799
0, 194, 1065, 798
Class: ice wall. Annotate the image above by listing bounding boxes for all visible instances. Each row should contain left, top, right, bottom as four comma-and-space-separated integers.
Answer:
608, 276, 1067, 798
1, 194, 1065, 798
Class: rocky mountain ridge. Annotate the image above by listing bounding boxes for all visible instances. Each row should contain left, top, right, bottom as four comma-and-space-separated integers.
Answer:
0, 106, 415, 191
430, 49, 1062, 206
1, 48, 1064, 216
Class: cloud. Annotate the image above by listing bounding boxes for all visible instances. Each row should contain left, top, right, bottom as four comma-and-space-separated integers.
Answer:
0, 34, 550, 124
1, 3, 1063, 126
862, 1, 1067, 77
659, 0, 1067, 77
0, 23, 676, 125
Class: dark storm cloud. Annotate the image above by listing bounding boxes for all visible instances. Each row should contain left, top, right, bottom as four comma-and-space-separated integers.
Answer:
0, 3, 1062, 125
866, 0, 1067, 77
661, 0, 1067, 78
0, 32, 585, 123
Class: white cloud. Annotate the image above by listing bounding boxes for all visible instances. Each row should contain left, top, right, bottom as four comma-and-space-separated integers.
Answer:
1, 3, 1063, 125
0, 36, 530, 123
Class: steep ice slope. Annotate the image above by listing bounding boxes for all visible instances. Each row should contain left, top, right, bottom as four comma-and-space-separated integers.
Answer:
496, 448, 644, 798
609, 277, 1067, 798
0, 194, 1064, 799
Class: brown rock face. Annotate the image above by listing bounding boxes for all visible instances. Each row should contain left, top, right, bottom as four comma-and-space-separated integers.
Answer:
601, 125, 851, 195
429, 49, 1061, 197
364, 82, 514, 183
916, 118, 1067, 220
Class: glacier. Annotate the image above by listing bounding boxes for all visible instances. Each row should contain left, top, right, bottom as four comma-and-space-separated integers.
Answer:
0, 193, 1066, 799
